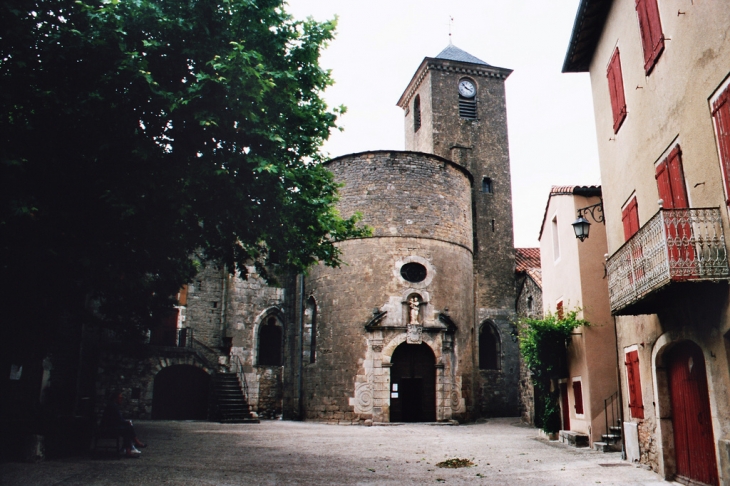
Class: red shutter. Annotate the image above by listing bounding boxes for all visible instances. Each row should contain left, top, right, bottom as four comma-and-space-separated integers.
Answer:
625, 350, 644, 419
607, 49, 627, 133
713, 88, 730, 205
667, 147, 689, 208
655, 159, 672, 207
556, 301, 564, 320
572, 381, 584, 415
636, 0, 665, 74
622, 198, 639, 241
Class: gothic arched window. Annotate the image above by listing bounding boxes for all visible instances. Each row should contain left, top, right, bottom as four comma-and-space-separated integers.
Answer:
479, 321, 500, 370
258, 316, 283, 366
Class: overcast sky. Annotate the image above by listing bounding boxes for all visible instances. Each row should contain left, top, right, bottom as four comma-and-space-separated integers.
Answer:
286, 0, 601, 248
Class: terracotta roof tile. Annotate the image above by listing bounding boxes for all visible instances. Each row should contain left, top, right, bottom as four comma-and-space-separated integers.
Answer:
515, 247, 541, 272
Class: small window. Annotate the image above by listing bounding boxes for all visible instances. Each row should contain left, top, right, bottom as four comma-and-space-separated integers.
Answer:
635, 0, 664, 74
527, 296, 534, 313
607, 48, 627, 133
400, 262, 427, 283
572, 379, 584, 415
413, 95, 421, 132
479, 321, 500, 370
625, 350, 644, 419
621, 197, 640, 241
551, 216, 560, 261
482, 177, 493, 193
258, 316, 283, 366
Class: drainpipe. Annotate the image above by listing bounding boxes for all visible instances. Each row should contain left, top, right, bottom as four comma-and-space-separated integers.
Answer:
298, 274, 305, 420
221, 266, 229, 365
613, 315, 627, 460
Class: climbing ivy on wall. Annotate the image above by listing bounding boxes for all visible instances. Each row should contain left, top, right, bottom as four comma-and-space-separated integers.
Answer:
519, 310, 588, 434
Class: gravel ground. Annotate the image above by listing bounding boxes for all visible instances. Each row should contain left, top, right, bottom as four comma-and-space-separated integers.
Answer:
1, 418, 675, 485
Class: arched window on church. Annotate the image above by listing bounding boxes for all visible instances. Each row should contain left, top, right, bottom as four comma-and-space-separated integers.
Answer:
479, 321, 501, 370
413, 95, 421, 132
527, 296, 534, 314
258, 316, 283, 366
306, 297, 317, 364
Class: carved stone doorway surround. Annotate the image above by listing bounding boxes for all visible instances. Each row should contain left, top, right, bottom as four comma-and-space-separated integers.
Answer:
350, 329, 465, 423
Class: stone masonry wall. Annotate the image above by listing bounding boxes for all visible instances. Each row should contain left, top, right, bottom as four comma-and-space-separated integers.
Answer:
325, 151, 473, 251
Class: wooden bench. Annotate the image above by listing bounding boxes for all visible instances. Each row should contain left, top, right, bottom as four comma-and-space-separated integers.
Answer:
91, 427, 124, 458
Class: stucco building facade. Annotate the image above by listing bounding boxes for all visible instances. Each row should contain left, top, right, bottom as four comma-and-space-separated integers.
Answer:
564, 1, 730, 484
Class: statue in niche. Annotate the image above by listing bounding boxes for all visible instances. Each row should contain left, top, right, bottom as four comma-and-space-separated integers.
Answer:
407, 296, 423, 344
409, 297, 420, 324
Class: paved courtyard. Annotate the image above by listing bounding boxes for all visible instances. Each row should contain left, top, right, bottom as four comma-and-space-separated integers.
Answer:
1, 418, 673, 485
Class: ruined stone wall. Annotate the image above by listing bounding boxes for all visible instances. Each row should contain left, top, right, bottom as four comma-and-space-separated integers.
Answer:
515, 274, 543, 425
224, 266, 293, 419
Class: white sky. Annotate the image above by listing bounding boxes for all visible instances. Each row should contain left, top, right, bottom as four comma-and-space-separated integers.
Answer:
286, 0, 601, 248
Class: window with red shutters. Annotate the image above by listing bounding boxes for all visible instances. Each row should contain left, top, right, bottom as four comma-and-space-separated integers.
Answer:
635, 0, 664, 74
622, 197, 640, 241
712, 85, 730, 205
556, 300, 564, 320
572, 380, 584, 415
625, 350, 644, 419
655, 146, 689, 209
607, 48, 627, 133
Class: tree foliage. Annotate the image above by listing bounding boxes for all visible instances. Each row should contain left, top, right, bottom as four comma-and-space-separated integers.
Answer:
519, 310, 588, 433
0, 0, 369, 354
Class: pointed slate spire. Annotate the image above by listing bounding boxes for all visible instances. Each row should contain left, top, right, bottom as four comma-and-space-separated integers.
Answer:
434, 44, 490, 66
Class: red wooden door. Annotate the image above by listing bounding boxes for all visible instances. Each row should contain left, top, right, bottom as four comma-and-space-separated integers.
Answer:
668, 342, 718, 485
560, 382, 570, 431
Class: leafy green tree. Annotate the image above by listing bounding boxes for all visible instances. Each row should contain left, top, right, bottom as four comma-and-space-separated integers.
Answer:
0, 0, 368, 360
519, 310, 588, 433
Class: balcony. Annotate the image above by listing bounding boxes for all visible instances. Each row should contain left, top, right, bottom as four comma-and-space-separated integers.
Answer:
606, 208, 730, 315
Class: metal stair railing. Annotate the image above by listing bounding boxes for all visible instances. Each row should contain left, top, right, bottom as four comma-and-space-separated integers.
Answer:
604, 391, 621, 439
231, 354, 250, 402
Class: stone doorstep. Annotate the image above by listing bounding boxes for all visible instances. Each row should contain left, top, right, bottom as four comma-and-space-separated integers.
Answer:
559, 430, 590, 448
593, 441, 621, 453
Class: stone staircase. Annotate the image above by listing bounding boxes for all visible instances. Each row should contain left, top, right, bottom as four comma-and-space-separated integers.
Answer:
594, 420, 623, 452
213, 372, 259, 424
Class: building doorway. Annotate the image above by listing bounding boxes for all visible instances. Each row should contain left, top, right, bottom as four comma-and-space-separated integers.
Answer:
152, 365, 210, 420
667, 341, 718, 486
389, 342, 436, 422
560, 382, 570, 431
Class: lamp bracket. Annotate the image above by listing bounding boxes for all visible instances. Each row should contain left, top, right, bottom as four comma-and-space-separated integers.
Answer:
576, 200, 605, 224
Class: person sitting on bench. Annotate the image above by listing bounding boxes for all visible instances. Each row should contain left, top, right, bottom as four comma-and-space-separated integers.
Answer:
101, 391, 147, 458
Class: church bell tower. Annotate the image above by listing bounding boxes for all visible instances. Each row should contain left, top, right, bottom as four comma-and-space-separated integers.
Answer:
397, 44, 519, 416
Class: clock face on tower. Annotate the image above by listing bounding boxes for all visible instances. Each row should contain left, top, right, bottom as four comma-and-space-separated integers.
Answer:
458, 79, 476, 98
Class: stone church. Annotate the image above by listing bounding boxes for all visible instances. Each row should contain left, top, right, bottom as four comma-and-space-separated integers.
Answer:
100, 44, 522, 424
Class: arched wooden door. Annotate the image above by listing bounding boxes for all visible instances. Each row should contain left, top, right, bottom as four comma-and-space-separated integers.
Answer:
667, 341, 718, 485
390, 342, 436, 422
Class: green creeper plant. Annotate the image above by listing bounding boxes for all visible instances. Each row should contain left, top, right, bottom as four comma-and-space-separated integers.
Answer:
519, 310, 588, 433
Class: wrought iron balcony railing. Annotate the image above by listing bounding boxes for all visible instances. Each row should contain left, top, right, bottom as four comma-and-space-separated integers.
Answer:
606, 207, 730, 314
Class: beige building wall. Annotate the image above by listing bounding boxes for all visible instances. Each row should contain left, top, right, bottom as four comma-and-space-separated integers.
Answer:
539, 189, 616, 445
568, 0, 730, 481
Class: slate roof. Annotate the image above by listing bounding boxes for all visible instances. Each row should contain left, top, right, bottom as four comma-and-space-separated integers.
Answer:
563, 0, 613, 72
435, 44, 490, 66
